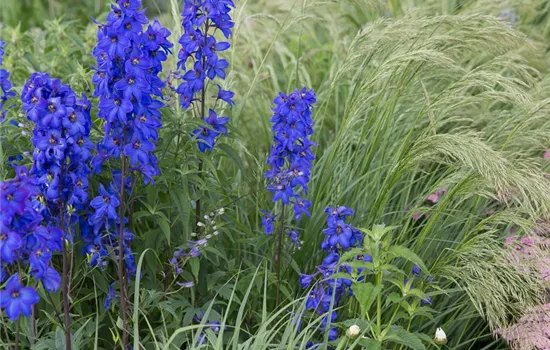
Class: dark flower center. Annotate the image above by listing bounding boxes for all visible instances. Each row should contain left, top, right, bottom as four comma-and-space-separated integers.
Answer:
49, 135, 57, 145
70, 112, 77, 122
76, 179, 83, 187
201, 128, 209, 136
149, 34, 155, 40
6, 194, 13, 200
0, 233, 6, 241
125, 23, 132, 30
36, 249, 43, 257
139, 115, 146, 122
114, 99, 121, 106
195, 69, 201, 77
290, 104, 296, 110
336, 226, 342, 234
128, 78, 135, 85
48, 103, 56, 112
11, 291, 19, 298
111, 37, 118, 43
132, 58, 139, 65
133, 141, 141, 149
114, 138, 120, 146
123, 1, 130, 8
31, 97, 38, 104
78, 138, 84, 146
103, 196, 110, 203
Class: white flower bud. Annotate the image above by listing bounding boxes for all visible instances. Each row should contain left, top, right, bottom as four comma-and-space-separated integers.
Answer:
205, 234, 212, 239
197, 222, 205, 227
213, 231, 219, 236
435, 328, 447, 344
204, 215, 210, 220
216, 208, 225, 215
346, 325, 360, 338
209, 212, 215, 218
213, 226, 218, 230
191, 232, 198, 237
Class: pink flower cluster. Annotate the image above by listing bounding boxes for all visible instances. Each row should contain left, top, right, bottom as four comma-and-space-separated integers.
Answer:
498, 223, 550, 349
496, 303, 550, 350
504, 234, 550, 283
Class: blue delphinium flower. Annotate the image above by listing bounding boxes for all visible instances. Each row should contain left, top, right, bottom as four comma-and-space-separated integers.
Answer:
299, 205, 362, 345
0, 274, 40, 321
88, 0, 172, 277
193, 312, 224, 345
104, 282, 119, 310
260, 209, 276, 235
176, 0, 235, 152
0, 39, 16, 122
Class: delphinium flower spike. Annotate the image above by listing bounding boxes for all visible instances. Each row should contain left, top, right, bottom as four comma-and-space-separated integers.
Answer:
261, 88, 316, 304
0, 172, 47, 323
299, 206, 364, 345
20, 72, 94, 348
175, 0, 235, 229
0, 39, 16, 122
89, 0, 172, 346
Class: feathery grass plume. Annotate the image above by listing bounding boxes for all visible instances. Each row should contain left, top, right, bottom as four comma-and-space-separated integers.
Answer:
441, 231, 546, 330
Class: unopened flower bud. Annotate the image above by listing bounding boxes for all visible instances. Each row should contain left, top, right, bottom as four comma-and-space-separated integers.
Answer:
213, 231, 219, 236
205, 234, 212, 239
346, 325, 360, 338
197, 222, 205, 227
435, 328, 447, 344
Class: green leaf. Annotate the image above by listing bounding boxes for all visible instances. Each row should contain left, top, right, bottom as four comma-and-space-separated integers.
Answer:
387, 245, 428, 272
338, 248, 364, 262
383, 326, 426, 350
116, 316, 124, 330
55, 326, 65, 350
189, 257, 200, 279
352, 282, 381, 316
357, 338, 382, 349
157, 214, 171, 245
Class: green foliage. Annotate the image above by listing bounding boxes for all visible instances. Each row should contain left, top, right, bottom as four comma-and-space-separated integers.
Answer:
2, 0, 550, 349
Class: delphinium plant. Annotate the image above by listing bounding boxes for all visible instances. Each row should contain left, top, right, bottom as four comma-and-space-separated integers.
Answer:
175, 0, 235, 231
89, 0, 172, 347
21, 72, 93, 348
261, 88, 316, 304
299, 210, 437, 348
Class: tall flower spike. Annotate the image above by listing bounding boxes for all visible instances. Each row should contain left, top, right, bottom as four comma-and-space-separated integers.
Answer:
0, 39, 16, 122
176, 0, 235, 152
261, 88, 317, 236
88, 0, 173, 274
22, 73, 94, 212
